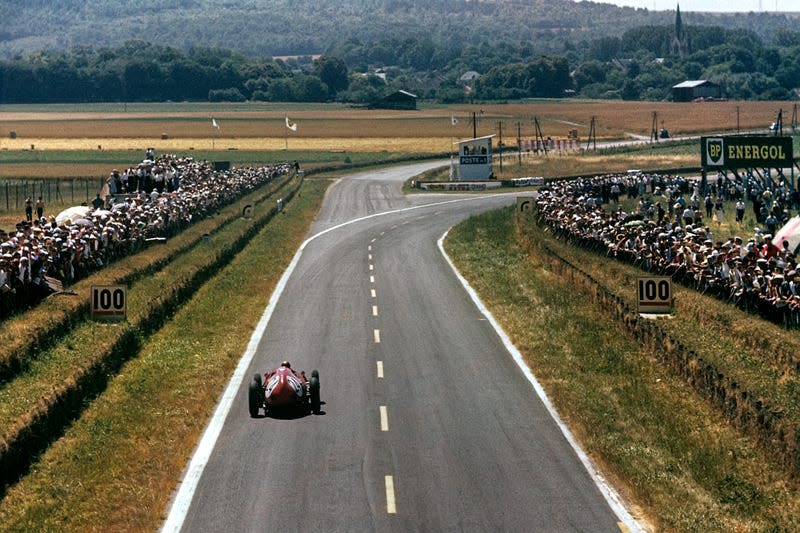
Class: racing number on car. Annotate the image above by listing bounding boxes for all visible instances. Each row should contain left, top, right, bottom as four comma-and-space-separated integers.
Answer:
91, 285, 127, 320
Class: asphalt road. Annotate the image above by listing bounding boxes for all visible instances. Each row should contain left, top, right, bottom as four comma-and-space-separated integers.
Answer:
165, 162, 638, 532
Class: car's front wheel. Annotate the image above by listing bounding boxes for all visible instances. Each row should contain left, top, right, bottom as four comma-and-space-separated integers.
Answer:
248, 376, 263, 418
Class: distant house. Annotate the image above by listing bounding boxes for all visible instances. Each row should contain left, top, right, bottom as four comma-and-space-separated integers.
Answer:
374, 68, 388, 81
370, 89, 417, 110
672, 80, 722, 102
459, 71, 480, 84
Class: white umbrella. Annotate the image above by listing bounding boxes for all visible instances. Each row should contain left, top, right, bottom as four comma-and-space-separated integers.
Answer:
774, 215, 800, 254
55, 206, 92, 226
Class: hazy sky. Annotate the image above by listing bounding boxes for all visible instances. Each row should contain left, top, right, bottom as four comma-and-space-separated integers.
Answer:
583, 0, 798, 12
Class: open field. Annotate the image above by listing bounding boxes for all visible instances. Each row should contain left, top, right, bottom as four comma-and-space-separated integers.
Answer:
1, 100, 794, 145
0, 136, 454, 153
1, 100, 795, 184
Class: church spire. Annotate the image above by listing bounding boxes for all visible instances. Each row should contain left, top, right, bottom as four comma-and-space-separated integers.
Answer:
671, 4, 687, 59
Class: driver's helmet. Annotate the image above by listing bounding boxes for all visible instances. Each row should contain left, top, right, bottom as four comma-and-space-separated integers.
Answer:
281, 360, 291, 369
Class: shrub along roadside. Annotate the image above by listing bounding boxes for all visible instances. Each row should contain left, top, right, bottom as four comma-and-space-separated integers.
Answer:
444, 206, 799, 532
0, 172, 302, 495
0, 178, 330, 530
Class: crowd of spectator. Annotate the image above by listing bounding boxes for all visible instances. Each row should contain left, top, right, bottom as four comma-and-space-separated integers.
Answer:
0, 153, 290, 318
534, 171, 800, 328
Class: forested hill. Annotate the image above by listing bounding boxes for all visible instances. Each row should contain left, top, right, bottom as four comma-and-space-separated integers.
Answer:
1, 0, 799, 60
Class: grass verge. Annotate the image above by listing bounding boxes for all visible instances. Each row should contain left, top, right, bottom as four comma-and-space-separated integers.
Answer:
444, 206, 799, 532
0, 178, 330, 532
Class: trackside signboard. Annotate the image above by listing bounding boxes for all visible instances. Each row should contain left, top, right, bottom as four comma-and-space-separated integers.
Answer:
91, 285, 127, 320
637, 276, 672, 314
701, 136, 793, 168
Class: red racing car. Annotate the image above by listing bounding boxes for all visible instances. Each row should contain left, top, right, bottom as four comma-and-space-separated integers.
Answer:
248, 361, 320, 417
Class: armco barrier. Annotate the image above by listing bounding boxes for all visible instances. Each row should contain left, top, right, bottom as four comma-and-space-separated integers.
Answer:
519, 223, 800, 479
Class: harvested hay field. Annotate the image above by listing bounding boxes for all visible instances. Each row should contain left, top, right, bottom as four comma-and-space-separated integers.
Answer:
1, 137, 453, 153
0, 100, 792, 146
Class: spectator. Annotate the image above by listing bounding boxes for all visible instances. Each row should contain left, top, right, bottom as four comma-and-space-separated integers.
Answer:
682, 205, 694, 227
0, 154, 291, 319
533, 171, 799, 328
735, 200, 746, 224
714, 197, 724, 227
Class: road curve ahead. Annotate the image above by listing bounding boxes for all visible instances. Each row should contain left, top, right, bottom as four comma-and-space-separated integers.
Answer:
163, 162, 641, 532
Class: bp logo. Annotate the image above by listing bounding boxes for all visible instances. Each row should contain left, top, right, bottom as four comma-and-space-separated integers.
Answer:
706, 138, 724, 165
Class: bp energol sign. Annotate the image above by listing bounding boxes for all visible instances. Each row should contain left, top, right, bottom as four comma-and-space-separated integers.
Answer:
701, 136, 793, 168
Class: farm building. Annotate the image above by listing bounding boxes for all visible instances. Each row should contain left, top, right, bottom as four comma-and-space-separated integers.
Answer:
370, 90, 417, 110
672, 80, 722, 102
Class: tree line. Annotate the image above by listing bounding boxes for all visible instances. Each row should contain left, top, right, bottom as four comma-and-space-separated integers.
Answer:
1, 24, 799, 104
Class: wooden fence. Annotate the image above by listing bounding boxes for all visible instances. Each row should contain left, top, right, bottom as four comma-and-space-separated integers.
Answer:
0, 179, 105, 212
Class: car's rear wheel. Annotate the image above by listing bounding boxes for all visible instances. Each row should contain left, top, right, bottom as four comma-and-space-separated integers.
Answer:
248, 375, 262, 418
310, 370, 321, 414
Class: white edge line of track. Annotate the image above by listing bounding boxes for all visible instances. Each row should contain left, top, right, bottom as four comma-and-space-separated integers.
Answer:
437, 228, 645, 533
160, 191, 503, 532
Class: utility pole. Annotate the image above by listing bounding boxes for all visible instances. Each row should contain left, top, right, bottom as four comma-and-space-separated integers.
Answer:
498, 121, 503, 174
650, 111, 659, 143
586, 116, 597, 151
773, 109, 783, 136
533, 117, 547, 155
472, 111, 477, 139
517, 122, 522, 165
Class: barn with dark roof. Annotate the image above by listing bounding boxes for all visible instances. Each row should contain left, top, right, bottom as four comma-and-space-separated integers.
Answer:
672, 80, 722, 102
370, 90, 417, 110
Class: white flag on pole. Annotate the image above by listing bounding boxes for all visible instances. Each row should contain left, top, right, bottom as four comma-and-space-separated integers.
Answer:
211, 118, 220, 129
285, 117, 297, 131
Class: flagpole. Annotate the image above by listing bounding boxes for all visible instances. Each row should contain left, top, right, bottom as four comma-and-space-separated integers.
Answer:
284, 117, 296, 151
